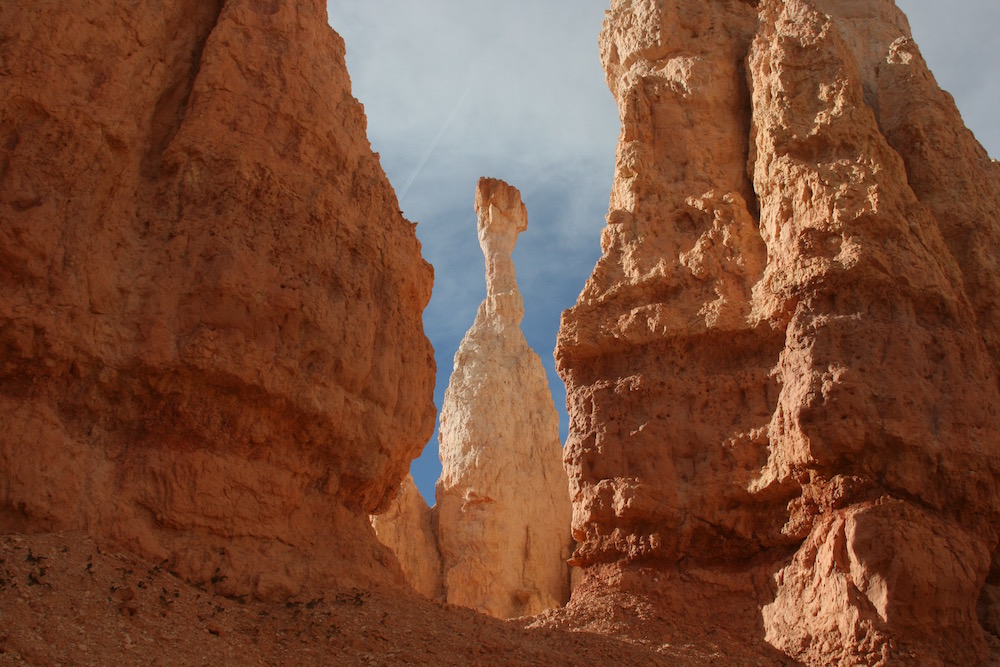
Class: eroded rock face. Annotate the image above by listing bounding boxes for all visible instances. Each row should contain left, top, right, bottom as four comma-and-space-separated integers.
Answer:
436, 178, 573, 619
0, 0, 435, 598
556, 0, 1000, 662
370, 475, 443, 600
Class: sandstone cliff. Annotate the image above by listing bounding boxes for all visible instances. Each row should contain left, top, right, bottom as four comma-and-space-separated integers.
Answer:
556, 0, 1000, 663
436, 178, 573, 619
0, 0, 435, 599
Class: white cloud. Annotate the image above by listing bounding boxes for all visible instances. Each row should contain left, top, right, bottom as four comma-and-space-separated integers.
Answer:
331, 0, 619, 184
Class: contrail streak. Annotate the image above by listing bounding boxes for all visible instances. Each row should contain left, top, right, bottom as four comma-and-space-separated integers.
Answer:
399, 82, 473, 202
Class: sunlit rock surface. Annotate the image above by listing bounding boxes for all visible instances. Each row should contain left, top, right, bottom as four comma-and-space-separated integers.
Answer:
436, 178, 573, 619
556, 0, 1000, 662
370, 474, 443, 599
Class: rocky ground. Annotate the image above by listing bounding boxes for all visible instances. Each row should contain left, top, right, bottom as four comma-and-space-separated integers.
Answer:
0, 532, 779, 666
5, 532, 1000, 665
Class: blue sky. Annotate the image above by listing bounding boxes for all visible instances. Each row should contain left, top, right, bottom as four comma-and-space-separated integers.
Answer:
327, 1, 1000, 504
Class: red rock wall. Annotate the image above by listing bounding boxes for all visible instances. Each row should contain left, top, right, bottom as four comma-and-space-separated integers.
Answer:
0, 0, 435, 599
556, 0, 1000, 662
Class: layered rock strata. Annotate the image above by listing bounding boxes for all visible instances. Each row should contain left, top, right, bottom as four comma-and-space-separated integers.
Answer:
436, 178, 573, 619
556, 0, 1000, 663
0, 0, 435, 598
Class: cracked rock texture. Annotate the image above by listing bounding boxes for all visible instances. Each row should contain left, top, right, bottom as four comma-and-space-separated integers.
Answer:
556, 0, 1000, 663
436, 178, 573, 619
0, 0, 435, 599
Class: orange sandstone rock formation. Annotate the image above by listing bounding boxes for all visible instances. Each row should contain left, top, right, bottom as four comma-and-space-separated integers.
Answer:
370, 474, 443, 599
436, 178, 573, 619
556, 0, 1000, 663
0, 0, 435, 599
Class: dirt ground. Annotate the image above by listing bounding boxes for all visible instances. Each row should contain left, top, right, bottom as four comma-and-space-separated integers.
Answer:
0, 532, 806, 666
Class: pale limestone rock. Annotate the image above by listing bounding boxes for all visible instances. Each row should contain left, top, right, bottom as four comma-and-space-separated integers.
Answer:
370, 475, 443, 600
436, 178, 572, 619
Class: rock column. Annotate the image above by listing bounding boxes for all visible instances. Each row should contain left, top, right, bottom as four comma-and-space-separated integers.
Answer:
436, 178, 573, 619
555, 0, 1000, 662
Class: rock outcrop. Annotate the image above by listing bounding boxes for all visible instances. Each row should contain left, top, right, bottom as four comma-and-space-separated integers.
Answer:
556, 0, 1000, 663
0, 0, 435, 599
370, 475, 443, 599
436, 178, 573, 619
